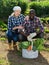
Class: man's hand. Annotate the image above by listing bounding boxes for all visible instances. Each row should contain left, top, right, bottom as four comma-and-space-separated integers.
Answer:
24, 16, 29, 21
27, 33, 37, 41
13, 26, 23, 30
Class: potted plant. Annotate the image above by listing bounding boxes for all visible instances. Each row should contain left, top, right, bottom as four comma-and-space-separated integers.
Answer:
18, 33, 44, 59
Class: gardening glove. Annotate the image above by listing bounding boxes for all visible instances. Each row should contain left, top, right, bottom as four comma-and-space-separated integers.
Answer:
27, 33, 37, 41
29, 33, 37, 38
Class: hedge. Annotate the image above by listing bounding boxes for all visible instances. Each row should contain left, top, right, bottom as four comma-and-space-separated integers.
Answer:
0, 20, 7, 31
29, 2, 49, 17
0, 0, 28, 19
0, 1, 49, 20
41, 17, 49, 24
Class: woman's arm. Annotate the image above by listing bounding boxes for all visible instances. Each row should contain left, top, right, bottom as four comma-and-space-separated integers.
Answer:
13, 25, 24, 30
8, 17, 12, 31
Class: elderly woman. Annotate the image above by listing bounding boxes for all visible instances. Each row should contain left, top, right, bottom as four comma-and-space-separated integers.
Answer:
6, 6, 26, 50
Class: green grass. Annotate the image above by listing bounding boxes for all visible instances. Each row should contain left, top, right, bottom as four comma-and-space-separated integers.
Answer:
0, 37, 6, 41
0, 58, 9, 65
44, 27, 49, 33
43, 47, 49, 51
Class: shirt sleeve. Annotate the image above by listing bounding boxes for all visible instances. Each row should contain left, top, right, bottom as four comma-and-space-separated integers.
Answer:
21, 14, 25, 22
22, 14, 25, 18
22, 20, 27, 27
37, 19, 44, 33
8, 16, 12, 31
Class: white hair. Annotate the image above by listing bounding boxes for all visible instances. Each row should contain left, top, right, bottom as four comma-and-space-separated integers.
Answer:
13, 6, 21, 11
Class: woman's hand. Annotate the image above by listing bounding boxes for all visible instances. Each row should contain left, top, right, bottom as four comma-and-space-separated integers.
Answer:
13, 27, 17, 30
13, 26, 23, 30
18, 25, 24, 29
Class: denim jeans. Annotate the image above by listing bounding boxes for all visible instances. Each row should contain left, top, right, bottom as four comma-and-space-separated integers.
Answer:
6, 30, 19, 43
6, 30, 43, 44
6, 30, 27, 44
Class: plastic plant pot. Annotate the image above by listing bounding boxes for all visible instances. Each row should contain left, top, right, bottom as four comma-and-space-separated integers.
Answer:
22, 49, 38, 59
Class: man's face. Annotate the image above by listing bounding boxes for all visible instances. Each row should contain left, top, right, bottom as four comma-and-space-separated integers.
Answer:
29, 13, 35, 19
14, 10, 21, 17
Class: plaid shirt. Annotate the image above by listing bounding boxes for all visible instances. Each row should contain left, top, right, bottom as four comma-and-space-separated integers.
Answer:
22, 16, 44, 35
8, 14, 25, 31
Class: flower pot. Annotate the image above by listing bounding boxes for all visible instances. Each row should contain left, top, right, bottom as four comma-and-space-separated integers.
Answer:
22, 49, 38, 59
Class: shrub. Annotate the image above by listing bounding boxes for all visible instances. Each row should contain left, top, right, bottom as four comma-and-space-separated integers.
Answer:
0, 0, 28, 19
40, 17, 49, 24
18, 0, 28, 14
29, 2, 49, 17
0, 0, 18, 19
0, 20, 7, 31
44, 27, 49, 33
33, 38, 44, 51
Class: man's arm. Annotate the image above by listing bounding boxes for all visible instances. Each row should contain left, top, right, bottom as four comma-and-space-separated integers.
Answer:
36, 18, 44, 34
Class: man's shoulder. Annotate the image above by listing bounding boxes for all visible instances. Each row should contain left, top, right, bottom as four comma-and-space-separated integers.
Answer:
35, 16, 39, 20
35, 16, 40, 22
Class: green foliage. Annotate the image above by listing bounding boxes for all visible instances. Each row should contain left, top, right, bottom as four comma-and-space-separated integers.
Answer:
0, 0, 49, 19
33, 38, 44, 51
31, 0, 37, 1
19, 41, 30, 49
0, 0, 18, 19
29, 2, 49, 17
18, 0, 28, 14
40, 17, 49, 24
0, 57, 8, 65
44, 27, 49, 33
19, 38, 44, 51
0, 20, 7, 31
39, 17, 49, 33
31, 0, 49, 1
0, 0, 28, 19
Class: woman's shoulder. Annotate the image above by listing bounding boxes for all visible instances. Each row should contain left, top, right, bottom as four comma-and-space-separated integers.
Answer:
19, 14, 25, 18
8, 15, 15, 20
8, 12, 15, 19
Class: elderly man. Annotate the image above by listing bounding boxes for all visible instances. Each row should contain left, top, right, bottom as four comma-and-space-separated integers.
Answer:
6, 6, 26, 50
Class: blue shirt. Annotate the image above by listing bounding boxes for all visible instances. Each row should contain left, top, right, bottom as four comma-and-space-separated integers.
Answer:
8, 14, 25, 32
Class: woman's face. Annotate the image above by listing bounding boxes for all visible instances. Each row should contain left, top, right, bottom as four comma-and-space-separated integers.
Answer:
14, 10, 21, 17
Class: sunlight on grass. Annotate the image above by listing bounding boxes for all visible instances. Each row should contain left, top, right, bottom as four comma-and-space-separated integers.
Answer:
0, 57, 10, 65
0, 37, 6, 41
0, 58, 7, 65
43, 47, 49, 51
